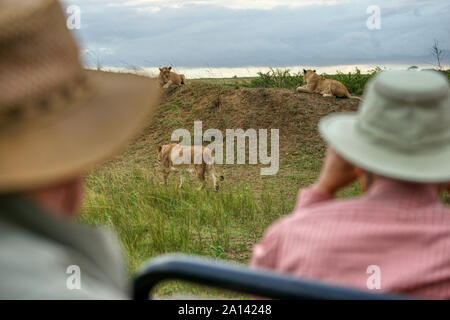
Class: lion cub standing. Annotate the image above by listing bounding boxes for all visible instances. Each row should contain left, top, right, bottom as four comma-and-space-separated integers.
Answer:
158, 67, 186, 88
157, 143, 224, 191
296, 69, 362, 101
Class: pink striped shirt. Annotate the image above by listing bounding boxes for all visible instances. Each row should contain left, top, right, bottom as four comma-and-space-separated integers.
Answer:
251, 178, 450, 299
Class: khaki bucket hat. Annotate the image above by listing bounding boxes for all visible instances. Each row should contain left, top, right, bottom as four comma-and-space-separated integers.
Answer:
319, 70, 450, 183
0, 0, 160, 192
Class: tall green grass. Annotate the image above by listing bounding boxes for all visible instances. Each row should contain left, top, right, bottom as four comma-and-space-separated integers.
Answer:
79, 165, 286, 297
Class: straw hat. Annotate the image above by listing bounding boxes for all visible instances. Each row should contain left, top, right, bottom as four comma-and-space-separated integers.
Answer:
319, 70, 450, 183
0, 0, 160, 192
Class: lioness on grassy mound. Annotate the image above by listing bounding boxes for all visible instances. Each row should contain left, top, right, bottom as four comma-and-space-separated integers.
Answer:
157, 143, 224, 191
158, 67, 186, 88
297, 69, 362, 101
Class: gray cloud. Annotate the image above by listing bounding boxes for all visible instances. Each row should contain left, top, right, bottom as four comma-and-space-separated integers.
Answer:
67, 0, 450, 68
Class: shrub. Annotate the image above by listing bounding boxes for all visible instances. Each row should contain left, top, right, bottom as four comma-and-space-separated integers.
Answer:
247, 67, 383, 94
248, 68, 303, 90
321, 67, 382, 95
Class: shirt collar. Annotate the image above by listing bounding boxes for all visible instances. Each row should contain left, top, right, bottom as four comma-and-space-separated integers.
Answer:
365, 177, 440, 207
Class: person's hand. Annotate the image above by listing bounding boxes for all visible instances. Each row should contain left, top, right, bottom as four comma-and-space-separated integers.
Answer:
312, 147, 359, 196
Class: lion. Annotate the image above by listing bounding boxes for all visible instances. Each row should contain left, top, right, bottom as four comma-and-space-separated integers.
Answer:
156, 143, 224, 191
158, 67, 186, 88
296, 69, 362, 101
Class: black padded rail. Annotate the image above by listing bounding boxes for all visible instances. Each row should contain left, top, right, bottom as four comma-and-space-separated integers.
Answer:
133, 254, 404, 300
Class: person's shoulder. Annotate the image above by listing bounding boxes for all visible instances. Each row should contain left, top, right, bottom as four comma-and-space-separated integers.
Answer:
0, 219, 63, 265
269, 196, 366, 234
0, 220, 127, 299
296, 196, 368, 219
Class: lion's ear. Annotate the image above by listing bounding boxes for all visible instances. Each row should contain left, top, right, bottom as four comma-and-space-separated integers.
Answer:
168, 67, 172, 71
313, 70, 316, 73
303, 69, 306, 73
157, 145, 162, 153
159, 68, 162, 71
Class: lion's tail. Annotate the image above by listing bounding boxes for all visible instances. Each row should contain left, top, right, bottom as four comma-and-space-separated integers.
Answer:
346, 91, 363, 101
349, 95, 363, 101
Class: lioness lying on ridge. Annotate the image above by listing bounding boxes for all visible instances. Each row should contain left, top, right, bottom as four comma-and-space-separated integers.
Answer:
296, 69, 362, 101
158, 67, 186, 88
157, 143, 224, 191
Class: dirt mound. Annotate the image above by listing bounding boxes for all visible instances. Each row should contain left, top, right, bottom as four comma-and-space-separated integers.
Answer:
101, 81, 362, 215
139, 82, 360, 157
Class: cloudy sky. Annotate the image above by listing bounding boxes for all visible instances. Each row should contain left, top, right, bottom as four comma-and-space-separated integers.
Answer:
65, 0, 449, 74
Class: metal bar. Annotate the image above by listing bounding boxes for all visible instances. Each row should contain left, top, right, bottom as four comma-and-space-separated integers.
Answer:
133, 254, 404, 300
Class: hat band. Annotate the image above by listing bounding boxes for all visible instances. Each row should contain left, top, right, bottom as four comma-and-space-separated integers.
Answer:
0, 73, 93, 131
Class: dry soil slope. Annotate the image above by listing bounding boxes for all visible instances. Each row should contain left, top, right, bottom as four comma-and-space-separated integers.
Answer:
109, 82, 360, 200
134, 82, 359, 165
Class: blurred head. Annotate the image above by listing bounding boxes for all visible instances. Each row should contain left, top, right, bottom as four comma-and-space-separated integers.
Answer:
0, 0, 160, 218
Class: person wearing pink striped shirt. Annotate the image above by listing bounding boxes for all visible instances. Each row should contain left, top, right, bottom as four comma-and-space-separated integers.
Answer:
251, 70, 450, 299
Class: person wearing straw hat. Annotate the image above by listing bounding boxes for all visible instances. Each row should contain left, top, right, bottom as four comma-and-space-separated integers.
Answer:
252, 70, 450, 299
0, 0, 160, 299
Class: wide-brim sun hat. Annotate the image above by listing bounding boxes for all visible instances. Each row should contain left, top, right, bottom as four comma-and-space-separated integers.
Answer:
0, 0, 160, 192
319, 70, 450, 183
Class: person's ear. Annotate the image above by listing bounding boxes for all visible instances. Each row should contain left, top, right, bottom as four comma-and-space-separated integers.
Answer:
355, 167, 373, 192
63, 178, 84, 215
26, 177, 84, 219
439, 182, 450, 192
355, 167, 365, 178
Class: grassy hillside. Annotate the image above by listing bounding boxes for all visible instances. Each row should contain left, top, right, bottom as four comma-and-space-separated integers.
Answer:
79, 73, 449, 298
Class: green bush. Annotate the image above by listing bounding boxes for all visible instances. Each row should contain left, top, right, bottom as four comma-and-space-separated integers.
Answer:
247, 67, 384, 94
321, 67, 382, 95
247, 68, 304, 90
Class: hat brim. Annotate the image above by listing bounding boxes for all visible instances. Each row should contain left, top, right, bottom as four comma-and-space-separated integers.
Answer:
319, 113, 450, 183
0, 70, 160, 192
